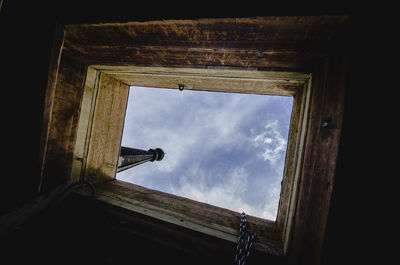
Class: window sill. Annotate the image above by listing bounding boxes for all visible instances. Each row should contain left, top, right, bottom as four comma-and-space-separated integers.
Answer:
73, 179, 283, 256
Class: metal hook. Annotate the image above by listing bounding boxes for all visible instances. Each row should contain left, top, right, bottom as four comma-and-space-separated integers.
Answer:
178, 84, 185, 91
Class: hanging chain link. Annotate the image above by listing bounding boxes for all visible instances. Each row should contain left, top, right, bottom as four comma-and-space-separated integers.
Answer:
235, 212, 256, 265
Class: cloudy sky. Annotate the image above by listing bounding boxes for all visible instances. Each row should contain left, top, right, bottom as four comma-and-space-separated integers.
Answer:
117, 86, 293, 220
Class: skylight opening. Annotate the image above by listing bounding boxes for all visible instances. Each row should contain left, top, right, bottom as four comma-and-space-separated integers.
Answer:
116, 86, 293, 220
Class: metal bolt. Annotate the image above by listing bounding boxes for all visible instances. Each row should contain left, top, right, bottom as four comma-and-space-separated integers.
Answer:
321, 117, 332, 128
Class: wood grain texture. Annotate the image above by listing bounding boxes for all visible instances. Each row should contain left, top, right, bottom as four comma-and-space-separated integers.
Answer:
75, 180, 283, 255
93, 65, 309, 96
38, 16, 349, 264
70, 66, 100, 182
84, 73, 129, 183
41, 54, 87, 191
63, 16, 347, 69
288, 42, 348, 265
38, 23, 65, 192
276, 77, 312, 253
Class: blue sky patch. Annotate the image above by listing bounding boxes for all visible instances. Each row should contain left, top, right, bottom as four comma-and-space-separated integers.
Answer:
117, 86, 293, 220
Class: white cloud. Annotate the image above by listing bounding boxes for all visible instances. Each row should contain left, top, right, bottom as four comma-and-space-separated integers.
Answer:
171, 167, 250, 211
117, 87, 293, 220
253, 120, 287, 166
170, 166, 279, 220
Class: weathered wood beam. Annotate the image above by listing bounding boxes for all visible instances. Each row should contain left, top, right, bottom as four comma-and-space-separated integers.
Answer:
63, 45, 322, 69
288, 40, 348, 265
94, 65, 310, 96
75, 180, 283, 255
83, 73, 129, 183
38, 22, 65, 192
63, 16, 347, 69
64, 17, 346, 47
40, 54, 87, 192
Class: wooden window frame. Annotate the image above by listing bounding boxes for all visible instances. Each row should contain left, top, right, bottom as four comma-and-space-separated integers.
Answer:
39, 16, 348, 264
70, 65, 311, 255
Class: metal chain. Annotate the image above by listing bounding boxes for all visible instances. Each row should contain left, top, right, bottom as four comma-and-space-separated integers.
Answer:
235, 212, 256, 265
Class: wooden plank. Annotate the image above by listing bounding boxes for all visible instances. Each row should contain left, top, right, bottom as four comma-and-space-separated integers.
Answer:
64, 16, 346, 48
40, 54, 87, 192
63, 45, 322, 69
38, 22, 65, 192
94, 65, 310, 81
111, 73, 299, 96
288, 43, 348, 265
94, 66, 310, 96
91, 198, 288, 264
93, 198, 237, 260
75, 180, 283, 255
70, 66, 100, 182
63, 16, 347, 69
84, 73, 129, 183
276, 75, 312, 252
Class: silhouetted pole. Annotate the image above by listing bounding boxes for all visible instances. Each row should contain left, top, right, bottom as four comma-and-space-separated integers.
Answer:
117, 146, 164, 173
